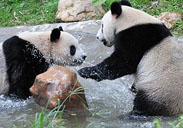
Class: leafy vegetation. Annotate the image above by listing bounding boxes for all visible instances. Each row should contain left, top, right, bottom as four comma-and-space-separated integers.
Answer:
92, 0, 120, 10
153, 116, 183, 128
0, 0, 58, 27
153, 119, 162, 128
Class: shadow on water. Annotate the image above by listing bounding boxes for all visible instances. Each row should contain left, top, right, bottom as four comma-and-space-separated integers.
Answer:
0, 22, 182, 128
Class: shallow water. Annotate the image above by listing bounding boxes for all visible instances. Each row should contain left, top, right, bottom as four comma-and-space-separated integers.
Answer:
0, 21, 181, 128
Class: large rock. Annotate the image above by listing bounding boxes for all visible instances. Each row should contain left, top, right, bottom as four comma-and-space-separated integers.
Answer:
30, 66, 88, 109
158, 12, 182, 29
56, 0, 105, 22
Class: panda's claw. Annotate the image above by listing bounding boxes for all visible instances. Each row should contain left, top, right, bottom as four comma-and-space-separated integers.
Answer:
78, 67, 91, 78
78, 67, 102, 81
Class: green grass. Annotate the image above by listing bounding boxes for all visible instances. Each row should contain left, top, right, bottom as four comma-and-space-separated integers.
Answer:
130, 0, 183, 16
0, 0, 182, 35
0, 0, 58, 27
130, 0, 183, 35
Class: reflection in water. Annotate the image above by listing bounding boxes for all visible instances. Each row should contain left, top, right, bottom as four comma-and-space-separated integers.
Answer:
0, 30, 178, 128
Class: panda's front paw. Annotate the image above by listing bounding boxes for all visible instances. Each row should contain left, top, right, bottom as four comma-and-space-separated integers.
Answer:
78, 67, 102, 82
78, 67, 91, 78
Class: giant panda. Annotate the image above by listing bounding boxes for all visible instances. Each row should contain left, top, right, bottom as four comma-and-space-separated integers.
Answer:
0, 26, 86, 99
78, 1, 183, 116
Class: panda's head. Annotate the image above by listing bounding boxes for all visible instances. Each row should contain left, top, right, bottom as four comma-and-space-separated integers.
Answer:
96, 0, 160, 47
50, 27, 86, 66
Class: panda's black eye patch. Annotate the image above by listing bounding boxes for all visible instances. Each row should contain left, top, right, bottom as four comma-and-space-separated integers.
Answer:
70, 45, 76, 56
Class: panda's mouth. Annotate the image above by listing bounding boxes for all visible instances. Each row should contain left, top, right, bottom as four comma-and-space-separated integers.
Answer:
101, 39, 113, 47
101, 39, 107, 46
71, 59, 84, 66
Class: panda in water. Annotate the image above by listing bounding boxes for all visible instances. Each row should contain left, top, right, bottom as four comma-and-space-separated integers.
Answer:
78, 1, 183, 116
0, 27, 86, 99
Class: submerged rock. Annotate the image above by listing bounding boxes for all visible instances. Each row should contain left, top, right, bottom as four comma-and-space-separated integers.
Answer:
158, 12, 182, 29
30, 66, 88, 109
56, 0, 105, 22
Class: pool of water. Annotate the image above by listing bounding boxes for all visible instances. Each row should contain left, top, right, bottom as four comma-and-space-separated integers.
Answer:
0, 21, 181, 128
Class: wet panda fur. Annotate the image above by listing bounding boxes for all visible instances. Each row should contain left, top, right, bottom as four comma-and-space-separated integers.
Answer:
0, 27, 86, 99
78, 0, 183, 116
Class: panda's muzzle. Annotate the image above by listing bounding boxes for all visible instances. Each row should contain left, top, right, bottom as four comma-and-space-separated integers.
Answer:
73, 59, 84, 65
101, 39, 107, 46
72, 55, 87, 66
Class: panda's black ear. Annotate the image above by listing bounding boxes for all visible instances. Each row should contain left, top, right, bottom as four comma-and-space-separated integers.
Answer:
59, 26, 64, 31
120, 0, 132, 7
110, 2, 122, 18
50, 28, 61, 42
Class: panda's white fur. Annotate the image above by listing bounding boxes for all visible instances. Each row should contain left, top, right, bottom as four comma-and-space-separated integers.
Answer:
78, 1, 182, 116
0, 43, 9, 94
18, 31, 85, 66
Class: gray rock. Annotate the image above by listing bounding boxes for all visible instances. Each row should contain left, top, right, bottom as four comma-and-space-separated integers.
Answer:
56, 0, 105, 22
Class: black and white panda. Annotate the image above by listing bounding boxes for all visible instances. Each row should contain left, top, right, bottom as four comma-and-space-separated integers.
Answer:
0, 27, 86, 99
78, 1, 183, 116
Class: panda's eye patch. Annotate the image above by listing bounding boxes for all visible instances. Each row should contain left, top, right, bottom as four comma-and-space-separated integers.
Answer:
70, 45, 76, 56
102, 24, 104, 33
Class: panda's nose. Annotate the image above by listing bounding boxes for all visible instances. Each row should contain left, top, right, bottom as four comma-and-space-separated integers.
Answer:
82, 55, 87, 60
96, 36, 99, 40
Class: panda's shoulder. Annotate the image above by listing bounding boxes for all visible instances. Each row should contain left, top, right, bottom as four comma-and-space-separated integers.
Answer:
3, 36, 37, 59
3, 36, 28, 50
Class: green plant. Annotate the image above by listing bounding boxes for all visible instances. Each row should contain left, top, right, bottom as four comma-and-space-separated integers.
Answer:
30, 99, 65, 128
168, 116, 183, 128
92, 0, 120, 9
153, 116, 183, 128
153, 119, 162, 128
30, 86, 86, 128
170, 20, 183, 36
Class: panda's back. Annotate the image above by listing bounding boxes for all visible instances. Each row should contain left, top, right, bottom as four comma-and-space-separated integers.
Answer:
0, 42, 9, 94
18, 31, 51, 59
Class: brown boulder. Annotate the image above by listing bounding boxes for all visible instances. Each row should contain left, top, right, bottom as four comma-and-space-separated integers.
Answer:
30, 66, 88, 110
56, 0, 105, 22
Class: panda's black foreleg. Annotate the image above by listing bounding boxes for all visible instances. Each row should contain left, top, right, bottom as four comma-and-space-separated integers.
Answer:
7, 61, 34, 99
7, 59, 49, 99
78, 51, 136, 81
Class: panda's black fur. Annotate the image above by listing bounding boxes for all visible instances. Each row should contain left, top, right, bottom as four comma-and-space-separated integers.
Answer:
3, 36, 50, 99
78, 0, 181, 116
